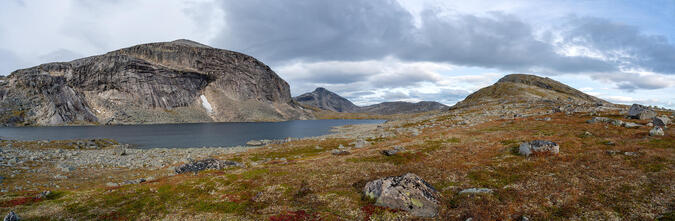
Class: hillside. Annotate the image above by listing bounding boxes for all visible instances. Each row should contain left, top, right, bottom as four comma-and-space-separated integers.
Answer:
0, 39, 312, 126
456, 74, 609, 107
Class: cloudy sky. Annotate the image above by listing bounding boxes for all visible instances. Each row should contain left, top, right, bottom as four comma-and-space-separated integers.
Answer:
1, 0, 674, 108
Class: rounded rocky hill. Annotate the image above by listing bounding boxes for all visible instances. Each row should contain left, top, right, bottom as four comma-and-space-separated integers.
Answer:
456, 74, 609, 107
0, 39, 311, 126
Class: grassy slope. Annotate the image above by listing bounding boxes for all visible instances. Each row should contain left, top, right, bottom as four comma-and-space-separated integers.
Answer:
1, 112, 674, 220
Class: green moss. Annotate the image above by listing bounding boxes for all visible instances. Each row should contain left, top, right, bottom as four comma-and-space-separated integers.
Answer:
467, 164, 530, 189
241, 168, 269, 179
194, 201, 247, 214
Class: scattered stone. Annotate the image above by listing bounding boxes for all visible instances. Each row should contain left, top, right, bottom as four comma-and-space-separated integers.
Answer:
606, 150, 621, 155
543, 117, 552, 121
610, 119, 624, 127
36, 190, 51, 199
53, 174, 68, 179
338, 144, 345, 149
582, 131, 593, 137
653, 116, 671, 127
649, 126, 665, 136
352, 139, 370, 148
459, 188, 494, 195
587, 117, 611, 124
647, 122, 654, 127
123, 178, 146, 185
521, 216, 530, 221
363, 173, 440, 217
314, 145, 323, 150
603, 141, 616, 146
381, 146, 405, 156
174, 158, 242, 174
56, 164, 74, 172
331, 149, 350, 155
519, 140, 559, 156
113, 145, 127, 156
246, 140, 264, 146
628, 104, 657, 120
106, 182, 119, 187
4, 211, 20, 221
623, 122, 641, 129
624, 152, 640, 157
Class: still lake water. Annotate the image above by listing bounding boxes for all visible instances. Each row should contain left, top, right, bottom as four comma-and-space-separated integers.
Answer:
0, 119, 385, 148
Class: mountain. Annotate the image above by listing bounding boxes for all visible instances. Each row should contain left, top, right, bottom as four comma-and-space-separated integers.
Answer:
0, 39, 311, 126
294, 87, 448, 114
294, 87, 360, 112
359, 101, 448, 115
454, 74, 609, 108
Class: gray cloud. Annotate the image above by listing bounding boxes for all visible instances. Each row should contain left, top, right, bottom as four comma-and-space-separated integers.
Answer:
591, 72, 675, 91
216, 0, 413, 64
561, 16, 675, 74
0, 49, 25, 75
214, 1, 616, 73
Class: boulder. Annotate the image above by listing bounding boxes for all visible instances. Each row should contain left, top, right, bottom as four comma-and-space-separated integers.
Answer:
627, 104, 656, 120
519, 140, 559, 156
458, 188, 493, 195
331, 149, 350, 155
587, 117, 611, 124
3, 211, 19, 221
36, 191, 51, 199
381, 146, 406, 156
246, 140, 264, 146
649, 127, 665, 136
623, 122, 641, 129
363, 173, 440, 217
653, 116, 671, 127
174, 159, 242, 174
352, 139, 370, 148
56, 164, 74, 172
112, 145, 127, 156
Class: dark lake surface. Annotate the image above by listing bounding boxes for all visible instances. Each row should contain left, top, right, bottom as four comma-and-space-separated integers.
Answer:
0, 119, 385, 148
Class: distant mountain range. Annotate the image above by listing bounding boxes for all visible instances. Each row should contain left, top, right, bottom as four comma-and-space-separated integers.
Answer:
0, 38, 618, 127
294, 87, 449, 115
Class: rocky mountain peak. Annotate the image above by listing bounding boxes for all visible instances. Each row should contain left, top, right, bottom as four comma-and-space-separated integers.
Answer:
0, 39, 311, 126
457, 73, 608, 107
295, 87, 360, 113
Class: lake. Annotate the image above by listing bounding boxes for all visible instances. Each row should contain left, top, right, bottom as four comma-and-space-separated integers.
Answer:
0, 119, 385, 148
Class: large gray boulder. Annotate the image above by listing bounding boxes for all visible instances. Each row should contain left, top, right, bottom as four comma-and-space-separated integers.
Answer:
174, 158, 242, 174
628, 104, 657, 120
363, 173, 440, 217
519, 140, 560, 156
653, 116, 671, 127
4, 211, 19, 221
649, 126, 665, 136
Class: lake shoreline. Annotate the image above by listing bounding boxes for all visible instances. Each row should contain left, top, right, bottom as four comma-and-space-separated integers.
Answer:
0, 122, 387, 193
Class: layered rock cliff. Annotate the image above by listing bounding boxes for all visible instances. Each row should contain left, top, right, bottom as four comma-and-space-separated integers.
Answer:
0, 39, 312, 126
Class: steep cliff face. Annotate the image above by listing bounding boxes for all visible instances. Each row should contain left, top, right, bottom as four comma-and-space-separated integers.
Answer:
294, 87, 360, 113
0, 39, 311, 126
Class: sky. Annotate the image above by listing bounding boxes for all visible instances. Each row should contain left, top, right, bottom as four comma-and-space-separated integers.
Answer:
1, 0, 674, 108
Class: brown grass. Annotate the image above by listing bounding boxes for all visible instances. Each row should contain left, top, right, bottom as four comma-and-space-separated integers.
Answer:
1, 112, 673, 220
